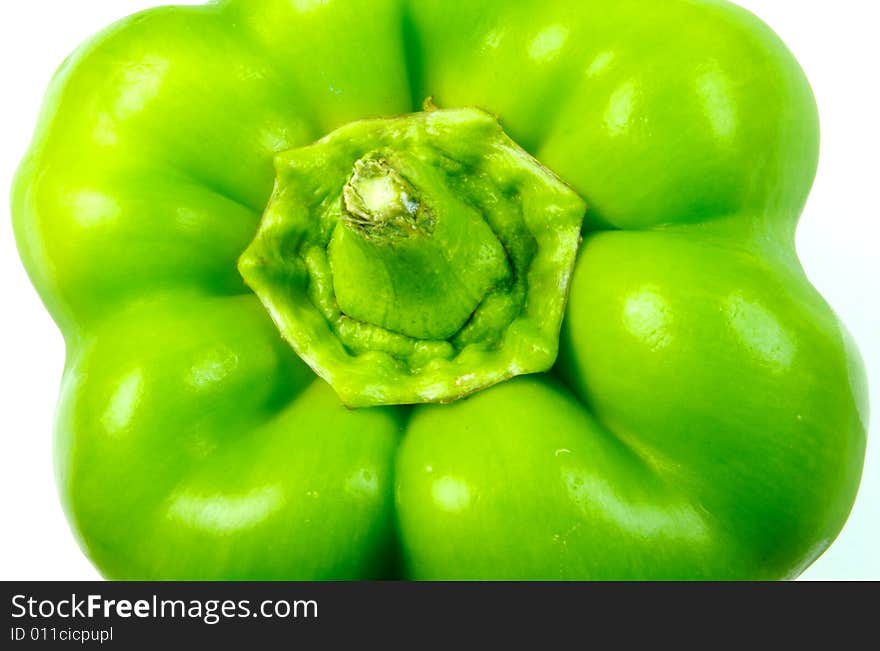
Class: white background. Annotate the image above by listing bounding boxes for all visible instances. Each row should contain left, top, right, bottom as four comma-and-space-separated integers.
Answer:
0, 0, 877, 581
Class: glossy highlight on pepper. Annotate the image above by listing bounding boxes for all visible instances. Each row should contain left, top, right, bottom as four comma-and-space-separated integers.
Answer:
11, 0, 868, 580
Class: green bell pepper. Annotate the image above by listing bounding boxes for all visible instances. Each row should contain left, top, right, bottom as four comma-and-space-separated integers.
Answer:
12, 0, 867, 580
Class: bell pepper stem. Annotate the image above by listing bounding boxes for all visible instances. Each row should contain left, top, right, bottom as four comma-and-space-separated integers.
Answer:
239, 108, 585, 407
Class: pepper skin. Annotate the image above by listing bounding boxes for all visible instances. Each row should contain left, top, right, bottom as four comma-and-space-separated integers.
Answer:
12, 0, 868, 580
